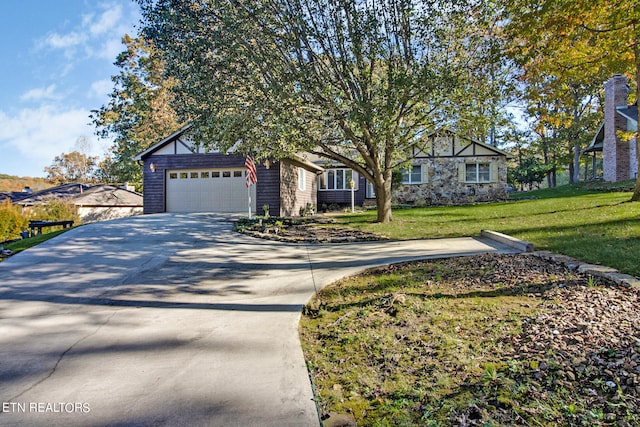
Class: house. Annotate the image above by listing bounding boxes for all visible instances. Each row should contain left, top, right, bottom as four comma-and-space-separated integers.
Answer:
16, 183, 144, 223
133, 125, 323, 216
135, 126, 510, 215
389, 130, 511, 205
584, 74, 639, 181
312, 130, 511, 209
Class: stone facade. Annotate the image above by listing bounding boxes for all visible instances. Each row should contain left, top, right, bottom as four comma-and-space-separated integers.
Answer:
394, 156, 509, 206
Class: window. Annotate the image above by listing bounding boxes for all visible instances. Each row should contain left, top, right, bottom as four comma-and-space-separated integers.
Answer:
169, 172, 178, 179
223, 171, 231, 178
190, 172, 199, 179
179, 172, 188, 179
401, 165, 422, 184
318, 168, 356, 190
212, 171, 220, 178
298, 168, 306, 191
234, 170, 242, 177
465, 163, 491, 183
200, 171, 210, 178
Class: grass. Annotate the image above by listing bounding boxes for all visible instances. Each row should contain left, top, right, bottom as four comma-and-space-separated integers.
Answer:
300, 254, 640, 426
1, 229, 70, 258
334, 182, 640, 278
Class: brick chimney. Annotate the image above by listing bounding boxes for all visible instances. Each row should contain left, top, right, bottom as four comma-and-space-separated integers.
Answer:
603, 75, 631, 182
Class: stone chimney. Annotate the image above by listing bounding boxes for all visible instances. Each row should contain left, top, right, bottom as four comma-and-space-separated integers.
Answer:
603, 75, 631, 182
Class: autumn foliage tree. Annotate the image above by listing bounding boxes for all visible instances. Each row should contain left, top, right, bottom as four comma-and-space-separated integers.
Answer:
44, 151, 98, 185
139, 0, 494, 222
91, 34, 180, 190
504, 0, 640, 199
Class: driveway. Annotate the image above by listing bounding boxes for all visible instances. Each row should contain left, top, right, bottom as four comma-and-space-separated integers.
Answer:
0, 214, 520, 426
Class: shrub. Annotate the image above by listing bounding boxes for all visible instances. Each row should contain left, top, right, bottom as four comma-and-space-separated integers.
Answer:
29, 200, 81, 224
0, 200, 29, 242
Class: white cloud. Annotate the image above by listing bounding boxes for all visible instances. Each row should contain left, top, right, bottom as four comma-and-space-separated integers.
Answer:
0, 106, 104, 170
20, 85, 62, 102
89, 4, 123, 36
43, 31, 86, 49
89, 79, 113, 99
37, 1, 137, 62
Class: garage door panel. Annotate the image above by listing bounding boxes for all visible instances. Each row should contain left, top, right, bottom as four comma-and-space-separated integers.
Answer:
166, 169, 254, 213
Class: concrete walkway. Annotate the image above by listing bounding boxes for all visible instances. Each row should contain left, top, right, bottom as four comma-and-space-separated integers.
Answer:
0, 214, 520, 426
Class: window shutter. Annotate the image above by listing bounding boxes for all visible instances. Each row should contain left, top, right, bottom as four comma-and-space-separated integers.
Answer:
491, 162, 499, 183
421, 164, 429, 183
458, 163, 466, 182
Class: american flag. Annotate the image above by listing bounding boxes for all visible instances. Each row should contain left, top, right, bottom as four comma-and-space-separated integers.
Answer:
245, 156, 257, 188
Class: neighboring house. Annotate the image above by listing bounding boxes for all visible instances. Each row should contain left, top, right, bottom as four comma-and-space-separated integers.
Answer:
16, 183, 143, 223
133, 125, 322, 216
584, 74, 639, 181
135, 126, 510, 215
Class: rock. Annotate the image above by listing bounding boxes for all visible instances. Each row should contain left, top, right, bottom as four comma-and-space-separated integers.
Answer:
322, 412, 358, 427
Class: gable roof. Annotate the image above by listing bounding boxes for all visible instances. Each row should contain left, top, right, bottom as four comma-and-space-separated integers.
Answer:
133, 123, 194, 161
16, 184, 143, 207
617, 105, 638, 124
424, 128, 514, 158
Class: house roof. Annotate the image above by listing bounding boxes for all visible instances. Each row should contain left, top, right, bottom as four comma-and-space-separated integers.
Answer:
133, 123, 194, 161
425, 128, 514, 158
617, 105, 638, 124
584, 122, 605, 153
585, 104, 637, 154
16, 184, 143, 207
0, 191, 33, 204
134, 124, 324, 173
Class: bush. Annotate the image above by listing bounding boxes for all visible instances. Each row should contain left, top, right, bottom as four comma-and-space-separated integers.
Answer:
0, 201, 29, 242
29, 200, 80, 223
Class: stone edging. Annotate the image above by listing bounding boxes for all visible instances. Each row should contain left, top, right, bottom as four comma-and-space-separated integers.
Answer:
533, 251, 640, 290
481, 230, 534, 252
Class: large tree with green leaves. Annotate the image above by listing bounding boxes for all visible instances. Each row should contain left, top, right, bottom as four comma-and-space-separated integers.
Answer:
91, 34, 180, 190
504, 0, 640, 199
139, 0, 493, 222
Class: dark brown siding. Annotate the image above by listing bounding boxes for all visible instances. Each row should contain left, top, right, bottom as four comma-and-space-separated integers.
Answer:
255, 162, 281, 216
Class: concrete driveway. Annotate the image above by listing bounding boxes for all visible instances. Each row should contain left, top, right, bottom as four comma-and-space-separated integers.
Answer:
0, 214, 520, 426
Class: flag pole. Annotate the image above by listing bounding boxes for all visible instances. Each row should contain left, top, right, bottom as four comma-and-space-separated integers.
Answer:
248, 185, 252, 219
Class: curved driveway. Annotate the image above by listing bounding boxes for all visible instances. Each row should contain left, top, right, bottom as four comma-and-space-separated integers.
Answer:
0, 214, 519, 426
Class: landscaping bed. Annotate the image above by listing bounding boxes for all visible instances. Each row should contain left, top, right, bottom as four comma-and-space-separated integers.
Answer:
300, 253, 640, 426
235, 216, 387, 243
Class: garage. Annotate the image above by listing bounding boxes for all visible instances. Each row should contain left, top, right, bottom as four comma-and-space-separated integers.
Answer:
166, 168, 255, 213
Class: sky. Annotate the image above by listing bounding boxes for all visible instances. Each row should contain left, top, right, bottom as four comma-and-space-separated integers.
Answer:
0, 0, 142, 178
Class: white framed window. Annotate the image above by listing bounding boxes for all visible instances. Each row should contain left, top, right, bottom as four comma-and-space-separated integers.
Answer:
401, 165, 423, 184
465, 163, 491, 183
318, 168, 357, 191
298, 168, 306, 191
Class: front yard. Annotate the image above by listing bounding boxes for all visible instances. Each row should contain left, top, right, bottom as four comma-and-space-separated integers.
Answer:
300, 183, 640, 426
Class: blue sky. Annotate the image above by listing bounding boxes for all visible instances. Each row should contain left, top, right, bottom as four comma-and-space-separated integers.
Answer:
0, 0, 141, 178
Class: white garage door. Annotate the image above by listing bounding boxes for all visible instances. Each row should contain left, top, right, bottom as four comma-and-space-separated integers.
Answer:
166, 169, 255, 213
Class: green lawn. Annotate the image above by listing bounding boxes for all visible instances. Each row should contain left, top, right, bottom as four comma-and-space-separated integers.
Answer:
1, 229, 70, 259
336, 186, 640, 278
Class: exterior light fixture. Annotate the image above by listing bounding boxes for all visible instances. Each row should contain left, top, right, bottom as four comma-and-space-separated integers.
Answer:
264, 159, 272, 169
149, 162, 156, 173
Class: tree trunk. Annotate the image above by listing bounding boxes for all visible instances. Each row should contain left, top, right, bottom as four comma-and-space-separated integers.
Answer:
374, 173, 393, 223
632, 137, 640, 201
572, 143, 581, 184
630, 28, 640, 202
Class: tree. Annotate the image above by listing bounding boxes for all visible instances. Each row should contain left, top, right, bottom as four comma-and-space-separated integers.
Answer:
44, 151, 98, 185
140, 0, 489, 223
91, 34, 181, 190
504, 0, 640, 199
